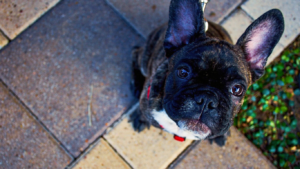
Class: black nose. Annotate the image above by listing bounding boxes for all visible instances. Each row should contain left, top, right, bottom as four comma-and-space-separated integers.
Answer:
194, 91, 218, 109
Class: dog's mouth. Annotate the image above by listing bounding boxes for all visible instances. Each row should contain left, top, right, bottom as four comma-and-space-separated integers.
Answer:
163, 89, 232, 139
152, 109, 211, 140
178, 119, 211, 135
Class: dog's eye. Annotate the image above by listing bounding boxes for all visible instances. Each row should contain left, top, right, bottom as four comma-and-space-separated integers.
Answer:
230, 84, 244, 96
177, 68, 189, 78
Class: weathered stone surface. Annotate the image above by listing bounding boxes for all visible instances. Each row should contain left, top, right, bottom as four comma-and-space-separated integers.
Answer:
107, 0, 170, 38
174, 127, 275, 169
242, 0, 300, 47
72, 138, 130, 169
0, 82, 72, 169
104, 118, 193, 169
0, 31, 8, 49
0, 0, 60, 39
221, 9, 253, 44
0, 0, 144, 157
204, 0, 243, 23
107, 0, 242, 38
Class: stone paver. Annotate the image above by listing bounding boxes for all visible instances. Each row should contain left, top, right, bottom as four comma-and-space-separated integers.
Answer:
0, 0, 60, 39
0, 82, 72, 169
0, 0, 144, 157
204, 0, 242, 23
107, 0, 242, 37
221, 8, 285, 64
174, 127, 275, 169
0, 31, 8, 49
221, 9, 254, 44
72, 138, 130, 169
104, 118, 193, 169
242, 0, 300, 47
107, 0, 169, 38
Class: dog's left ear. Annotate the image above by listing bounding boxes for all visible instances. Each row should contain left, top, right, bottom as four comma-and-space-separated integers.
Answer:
164, 0, 206, 57
237, 9, 284, 82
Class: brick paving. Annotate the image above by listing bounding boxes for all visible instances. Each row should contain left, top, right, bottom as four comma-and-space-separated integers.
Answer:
0, 82, 72, 168
104, 116, 193, 169
0, 0, 60, 39
174, 127, 275, 169
0, 0, 143, 157
107, 0, 242, 38
0, 0, 299, 168
72, 138, 130, 169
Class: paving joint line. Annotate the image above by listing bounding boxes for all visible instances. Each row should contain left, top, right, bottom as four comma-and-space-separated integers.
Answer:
167, 140, 202, 169
0, 0, 142, 166
0, 0, 145, 162
0, 78, 74, 161
66, 136, 133, 169
212, 0, 245, 24
239, 6, 255, 21
102, 137, 134, 169
0, 29, 11, 43
66, 102, 139, 168
104, 0, 146, 40
102, 102, 202, 169
219, 5, 253, 26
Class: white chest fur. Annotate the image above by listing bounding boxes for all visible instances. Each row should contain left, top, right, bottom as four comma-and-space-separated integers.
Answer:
151, 109, 210, 140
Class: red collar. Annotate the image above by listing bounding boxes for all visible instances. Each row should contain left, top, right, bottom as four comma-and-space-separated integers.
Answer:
147, 84, 151, 99
174, 135, 186, 142
159, 125, 186, 142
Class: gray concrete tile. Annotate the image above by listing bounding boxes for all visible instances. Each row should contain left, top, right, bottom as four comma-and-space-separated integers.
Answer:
107, 0, 242, 37
0, 0, 60, 39
0, 0, 144, 157
241, 0, 300, 47
174, 127, 275, 169
205, 0, 243, 23
107, 0, 170, 38
0, 82, 72, 169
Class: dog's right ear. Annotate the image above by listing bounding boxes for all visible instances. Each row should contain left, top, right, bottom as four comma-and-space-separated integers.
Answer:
164, 0, 206, 57
236, 9, 284, 82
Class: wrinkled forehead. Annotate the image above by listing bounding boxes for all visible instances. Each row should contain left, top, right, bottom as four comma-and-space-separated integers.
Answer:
171, 44, 251, 83
175, 44, 238, 64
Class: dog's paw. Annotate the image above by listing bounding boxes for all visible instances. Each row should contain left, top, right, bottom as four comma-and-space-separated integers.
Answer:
128, 108, 150, 132
209, 135, 227, 147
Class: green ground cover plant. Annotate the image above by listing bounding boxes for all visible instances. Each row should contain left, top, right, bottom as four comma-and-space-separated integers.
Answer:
235, 37, 300, 168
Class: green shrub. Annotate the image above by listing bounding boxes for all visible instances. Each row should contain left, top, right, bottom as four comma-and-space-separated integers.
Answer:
234, 47, 300, 168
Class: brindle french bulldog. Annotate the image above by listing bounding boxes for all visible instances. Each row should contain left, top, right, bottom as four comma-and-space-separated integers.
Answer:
130, 0, 284, 145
